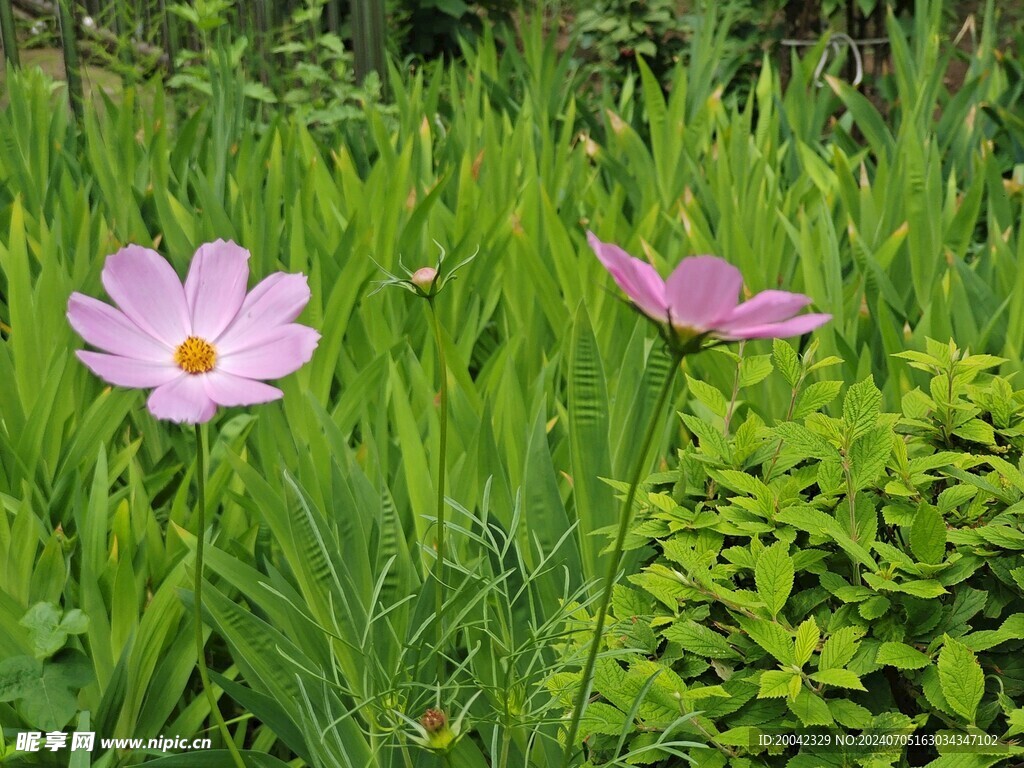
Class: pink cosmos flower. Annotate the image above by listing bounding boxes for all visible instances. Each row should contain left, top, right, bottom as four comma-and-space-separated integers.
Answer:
587, 232, 831, 341
68, 240, 320, 424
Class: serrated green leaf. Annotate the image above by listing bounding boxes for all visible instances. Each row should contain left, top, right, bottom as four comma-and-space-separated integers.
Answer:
876, 642, 931, 670
793, 380, 843, 419
1007, 708, 1024, 738
580, 701, 627, 736
777, 507, 877, 570
755, 543, 794, 618
913, 507, 942, 569
862, 572, 946, 598
810, 668, 865, 690
819, 626, 862, 671
662, 620, 739, 660
686, 375, 729, 418
773, 340, 802, 387
1011, 567, 1024, 592
959, 613, 1024, 652
827, 698, 872, 728
937, 635, 984, 723
681, 413, 731, 461
758, 670, 797, 699
716, 726, 759, 746
787, 687, 834, 726
739, 355, 773, 388
794, 619, 819, 667
850, 426, 892, 489
974, 525, 1024, 551
843, 377, 883, 441
952, 418, 996, 446
857, 595, 891, 620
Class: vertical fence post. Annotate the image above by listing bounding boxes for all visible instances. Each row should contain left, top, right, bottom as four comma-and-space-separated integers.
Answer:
57, 0, 84, 122
0, 0, 19, 69
351, 0, 386, 86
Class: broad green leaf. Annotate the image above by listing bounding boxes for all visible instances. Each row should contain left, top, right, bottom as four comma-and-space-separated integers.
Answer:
0, 656, 42, 702
793, 380, 843, 419
772, 339, 801, 387
843, 378, 882, 440
758, 670, 797, 699
862, 572, 946, 598
809, 668, 865, 690
662, 620, 739, 660
794, 619, 819, 667
858, 595, 891, 620
739, 355, 773, 388
876, 642, 931, 670
580, 701, 627, 736
787, 687, 834, 726
911, 504, 947, 564
755, 543, 794, 618
16, 653, 92, 732
738, 616, 795, 666
686, 375, 728, 418
827, 698, 872, 728
937, 635, 984, 723
819, 626, 862, 671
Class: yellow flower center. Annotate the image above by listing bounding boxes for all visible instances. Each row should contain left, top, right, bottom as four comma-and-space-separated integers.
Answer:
174, 336, 216, 374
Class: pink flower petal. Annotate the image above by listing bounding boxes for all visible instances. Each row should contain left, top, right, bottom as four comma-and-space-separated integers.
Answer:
147, 375, 218, 423
184, 240, 251, 340
587, 232, 668, 321
664, 256, 742, 330
101, 245, 191, 348
214, 273, 312, 349
716, 290, 813, 332
203, 371, 283, 406
68, 293, 172, 362
77, 351, 181, 388
719, 313, 832, 340
217, 325, 320, 379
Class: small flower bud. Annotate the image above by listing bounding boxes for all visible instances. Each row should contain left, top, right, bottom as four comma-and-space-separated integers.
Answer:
420, 708, 447, 733
411, 267, 438, 294
418, 708, 455, 750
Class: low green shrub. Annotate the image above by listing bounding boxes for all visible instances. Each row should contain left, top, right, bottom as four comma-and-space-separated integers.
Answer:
555, 339, 1024, 767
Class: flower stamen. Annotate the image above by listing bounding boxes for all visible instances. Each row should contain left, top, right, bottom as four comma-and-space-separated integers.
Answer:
174, 336, 217, 374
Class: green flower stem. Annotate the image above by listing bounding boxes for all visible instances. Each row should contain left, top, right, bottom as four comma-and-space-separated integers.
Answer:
561, 352, 683, 766
427, 297, 449, 679
193, 424, 246, 768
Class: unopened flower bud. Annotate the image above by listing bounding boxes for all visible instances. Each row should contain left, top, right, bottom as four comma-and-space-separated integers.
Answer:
418, 708, 454, 750
420, 708, 447, 733
411, 267, 437, 293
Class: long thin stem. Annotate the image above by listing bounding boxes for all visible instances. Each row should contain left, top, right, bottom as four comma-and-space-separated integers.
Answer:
560, 352, 683, 766
193, 424, 247, 768
428, 297, 449, 681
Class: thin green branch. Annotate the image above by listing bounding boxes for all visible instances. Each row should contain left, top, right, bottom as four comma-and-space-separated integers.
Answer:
560, 352, 683, 766
193, 424, 246, 768
428, 297, 449, 682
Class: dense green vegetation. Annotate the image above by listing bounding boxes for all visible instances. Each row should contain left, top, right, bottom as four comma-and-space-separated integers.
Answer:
1, 1, 1023, 766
